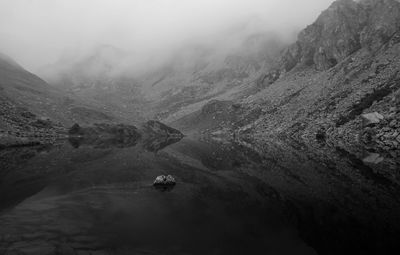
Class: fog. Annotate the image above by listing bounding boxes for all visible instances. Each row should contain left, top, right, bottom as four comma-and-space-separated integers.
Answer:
0, 0, 335, 73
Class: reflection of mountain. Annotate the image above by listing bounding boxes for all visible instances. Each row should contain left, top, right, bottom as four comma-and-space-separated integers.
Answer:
68, 134, 182, 151
0, 145, 54, 211
1, 137, 399, 254
141, 136, 183, 152
68, 136, 140, 149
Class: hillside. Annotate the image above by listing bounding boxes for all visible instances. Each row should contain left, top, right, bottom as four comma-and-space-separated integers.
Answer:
140, 32, 285, 121
3, 0, 399, 158
40, 32, 286, 122
0, 53, 117, 146
172, 0, 400, 159
39, 45, 147, 123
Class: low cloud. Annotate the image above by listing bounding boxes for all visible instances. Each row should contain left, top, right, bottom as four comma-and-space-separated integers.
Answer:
0, 0, 335, 73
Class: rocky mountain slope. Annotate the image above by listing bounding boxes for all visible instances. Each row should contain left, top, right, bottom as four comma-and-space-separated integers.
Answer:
140, 32, 284, 121
0, 53, 116, 125
0, 53, 119, 146
247, 0, 400, 152
0, 51, 185, 148
3, 0, 399, 159
39, 45, 147, 123
172, 0, 400, 159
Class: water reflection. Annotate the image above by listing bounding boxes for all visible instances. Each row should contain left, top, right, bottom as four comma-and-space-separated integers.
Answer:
142, 136, 184, 152
0, 136, 399, 254
68, 135, 141, 149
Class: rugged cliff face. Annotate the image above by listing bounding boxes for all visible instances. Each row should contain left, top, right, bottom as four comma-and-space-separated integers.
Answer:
276, 0, 400, 73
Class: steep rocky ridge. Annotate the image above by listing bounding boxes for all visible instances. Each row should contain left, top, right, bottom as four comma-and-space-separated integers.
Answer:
275, 0, 400, 73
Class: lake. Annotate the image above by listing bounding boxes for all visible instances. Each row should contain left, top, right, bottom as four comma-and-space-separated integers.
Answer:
0, 136, 399, 255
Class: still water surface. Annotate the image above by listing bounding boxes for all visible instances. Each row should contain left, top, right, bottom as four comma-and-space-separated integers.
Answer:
0, 136, 399, 254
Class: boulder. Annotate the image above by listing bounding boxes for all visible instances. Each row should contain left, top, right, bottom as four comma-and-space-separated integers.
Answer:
153, 175, 176, 186
362, 153, 384, 164
362, 112, 384, 125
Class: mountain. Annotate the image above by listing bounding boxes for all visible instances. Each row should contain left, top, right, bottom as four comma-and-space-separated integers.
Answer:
39, 45, 147, 123
172, 0, 400, 158
8, 0, 400, 158
0, 53, 117, 146
40, 32, 286, 123
275, 0, 400, 72
141, 32, 285, 122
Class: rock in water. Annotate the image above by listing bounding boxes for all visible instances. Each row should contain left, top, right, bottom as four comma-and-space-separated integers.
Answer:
153, 175, 176, 186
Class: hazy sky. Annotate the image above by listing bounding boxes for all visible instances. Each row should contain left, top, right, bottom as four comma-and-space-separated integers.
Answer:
0, 0, 335, 72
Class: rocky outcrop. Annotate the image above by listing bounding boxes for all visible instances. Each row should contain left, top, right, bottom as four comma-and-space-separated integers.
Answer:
362, 153, 385, 164
362, 112, 385, 125
275, 0, 400, 72
363, 107, 400, 154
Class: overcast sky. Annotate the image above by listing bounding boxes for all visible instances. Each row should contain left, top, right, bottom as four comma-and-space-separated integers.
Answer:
0, 0, 335, 72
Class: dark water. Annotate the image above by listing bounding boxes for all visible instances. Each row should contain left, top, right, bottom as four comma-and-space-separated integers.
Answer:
0, 136, 400, 255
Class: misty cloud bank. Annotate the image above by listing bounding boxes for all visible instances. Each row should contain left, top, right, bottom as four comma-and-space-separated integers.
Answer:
0, 0, 335, 73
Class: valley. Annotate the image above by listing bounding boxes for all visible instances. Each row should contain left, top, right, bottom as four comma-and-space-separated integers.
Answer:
3, 0, 397, 159
1, 0, 400, 254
